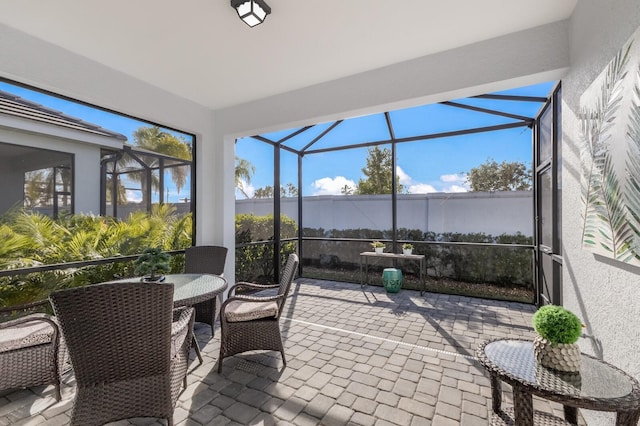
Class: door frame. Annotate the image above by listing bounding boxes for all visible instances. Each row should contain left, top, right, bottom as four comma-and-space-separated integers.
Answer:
533, 83, 562, 306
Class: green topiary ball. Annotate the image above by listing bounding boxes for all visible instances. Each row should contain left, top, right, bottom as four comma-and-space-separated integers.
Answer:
532, 305, 582, 345
134, 247, 171, 276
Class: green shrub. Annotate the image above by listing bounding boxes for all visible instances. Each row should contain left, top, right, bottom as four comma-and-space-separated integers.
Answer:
532, 305, 582, 344
300, 227, 533, 287
0, 206, 192, 308
235, 213, 297, 282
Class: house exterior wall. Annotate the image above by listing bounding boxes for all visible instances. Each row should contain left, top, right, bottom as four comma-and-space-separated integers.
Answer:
0, 22, 224, 268
563, 1, 640, 424
0, 156, 22, 212
0, 128, 102, 215
236, 191, 533, 237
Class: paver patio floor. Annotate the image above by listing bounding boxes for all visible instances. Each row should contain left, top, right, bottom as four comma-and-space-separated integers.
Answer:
0, 278, 581, 425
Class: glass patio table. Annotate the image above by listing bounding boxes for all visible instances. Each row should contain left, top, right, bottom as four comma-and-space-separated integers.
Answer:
164, 273, 228, 307
476, 338, 640, 426
109, 273, 228, 307
108, 273, 228, 363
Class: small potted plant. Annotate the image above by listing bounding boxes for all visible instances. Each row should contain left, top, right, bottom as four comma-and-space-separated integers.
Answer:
134, 247, 171, 282
402, 243, 414, 255
371, 241, 385, 254
532, 305, 583, 372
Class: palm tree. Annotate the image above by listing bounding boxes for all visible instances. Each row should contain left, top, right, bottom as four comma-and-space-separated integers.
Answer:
235, 156, 255, 199
114, 126, 192, 209
132, 126, 192, 193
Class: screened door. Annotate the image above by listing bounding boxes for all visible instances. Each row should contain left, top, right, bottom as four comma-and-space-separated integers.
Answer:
534, 85, 562, 305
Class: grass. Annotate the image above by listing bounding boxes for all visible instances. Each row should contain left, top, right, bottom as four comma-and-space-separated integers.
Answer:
302, 266, 534, 304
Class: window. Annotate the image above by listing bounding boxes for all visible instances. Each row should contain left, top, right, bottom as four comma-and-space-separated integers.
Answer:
0, 142, 73, 219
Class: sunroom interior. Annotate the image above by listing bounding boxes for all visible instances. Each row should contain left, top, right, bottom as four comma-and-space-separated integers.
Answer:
1, 1, 640, 425
234, 81, 560, 307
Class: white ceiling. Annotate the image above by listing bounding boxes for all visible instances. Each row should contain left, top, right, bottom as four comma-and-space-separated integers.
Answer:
0, 0, 577, 111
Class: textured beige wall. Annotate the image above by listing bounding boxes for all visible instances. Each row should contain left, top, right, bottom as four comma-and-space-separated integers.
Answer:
563, 1, 640, 424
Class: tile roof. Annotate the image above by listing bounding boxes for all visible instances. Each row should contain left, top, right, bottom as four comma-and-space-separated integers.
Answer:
0, 89, 127, 141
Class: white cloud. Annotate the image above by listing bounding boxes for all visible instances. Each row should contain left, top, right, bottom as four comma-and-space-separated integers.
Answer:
438, 173, 469, 192
125, 190, 142, 203
400, 170, 469, 194
408, 183, 438, 194
444, 184, 468, 193
396, 166, 412, 185
235, 178, 254, 199
441, 173, 466, 183
398, 166, 431, 193
312, 176, 356, 195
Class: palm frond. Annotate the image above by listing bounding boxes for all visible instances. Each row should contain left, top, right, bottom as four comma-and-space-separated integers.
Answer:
579, 42, 631, 159
625, 66, 640, 261
581, 165, 604, 248
0, 225, 39, 269
13, 212, 69, 262
579, 42, 632, 249
98, 221, 130, 256
167, 213, 192, 250
599, 152, 634, 259
66, 231, 102, 260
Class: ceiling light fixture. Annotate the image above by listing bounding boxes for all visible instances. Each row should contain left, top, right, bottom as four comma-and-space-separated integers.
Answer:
231, 0, 271, 28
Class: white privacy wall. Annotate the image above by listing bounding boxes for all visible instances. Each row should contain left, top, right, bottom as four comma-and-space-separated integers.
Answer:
236, 191, 533, 236
563, 1, 640, 424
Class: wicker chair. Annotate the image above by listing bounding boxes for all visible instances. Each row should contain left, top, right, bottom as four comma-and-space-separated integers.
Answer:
49, 281, 194, 426
184, 245, 228, 336
0, 311, 66, 401
218, 253, 299, 373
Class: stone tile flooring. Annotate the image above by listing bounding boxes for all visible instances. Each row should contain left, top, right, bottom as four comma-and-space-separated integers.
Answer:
0, 279, 581, 425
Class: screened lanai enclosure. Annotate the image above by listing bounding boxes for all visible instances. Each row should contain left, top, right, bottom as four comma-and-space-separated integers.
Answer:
235, 81, 562, 306
0, 77, 561, 310
101, 145, 192, 219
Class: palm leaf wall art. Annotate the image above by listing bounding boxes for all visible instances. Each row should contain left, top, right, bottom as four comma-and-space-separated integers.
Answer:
625, 66, 640, 261
579, 34, 640, 266
579, 42, 631, 253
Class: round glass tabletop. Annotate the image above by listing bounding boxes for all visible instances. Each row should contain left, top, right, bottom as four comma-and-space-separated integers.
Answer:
479, 339, 640, 410
108, 273, 227, 306
163, 273, 227, 306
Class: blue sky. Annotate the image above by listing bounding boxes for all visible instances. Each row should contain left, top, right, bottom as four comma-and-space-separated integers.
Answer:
236, 81, 554, 198
0, 79, 555, 201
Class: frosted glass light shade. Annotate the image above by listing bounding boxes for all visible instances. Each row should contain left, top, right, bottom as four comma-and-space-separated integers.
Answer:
231, 0, 271, 27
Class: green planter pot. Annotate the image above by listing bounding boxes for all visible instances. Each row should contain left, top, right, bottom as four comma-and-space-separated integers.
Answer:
382, 268, 402, 293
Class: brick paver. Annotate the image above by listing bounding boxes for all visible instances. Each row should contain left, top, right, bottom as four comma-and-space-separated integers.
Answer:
0, 278, 586, 425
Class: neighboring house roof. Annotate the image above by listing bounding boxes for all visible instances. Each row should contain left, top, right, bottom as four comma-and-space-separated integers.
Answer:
0, 89, 127, 141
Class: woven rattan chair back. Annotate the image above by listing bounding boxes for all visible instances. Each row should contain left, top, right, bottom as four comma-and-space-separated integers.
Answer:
184, 245, 228, 336
50, 281, 182, 426
185, 245, 227, 275
275, 253, 299, 317
0, 307, 66, 401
